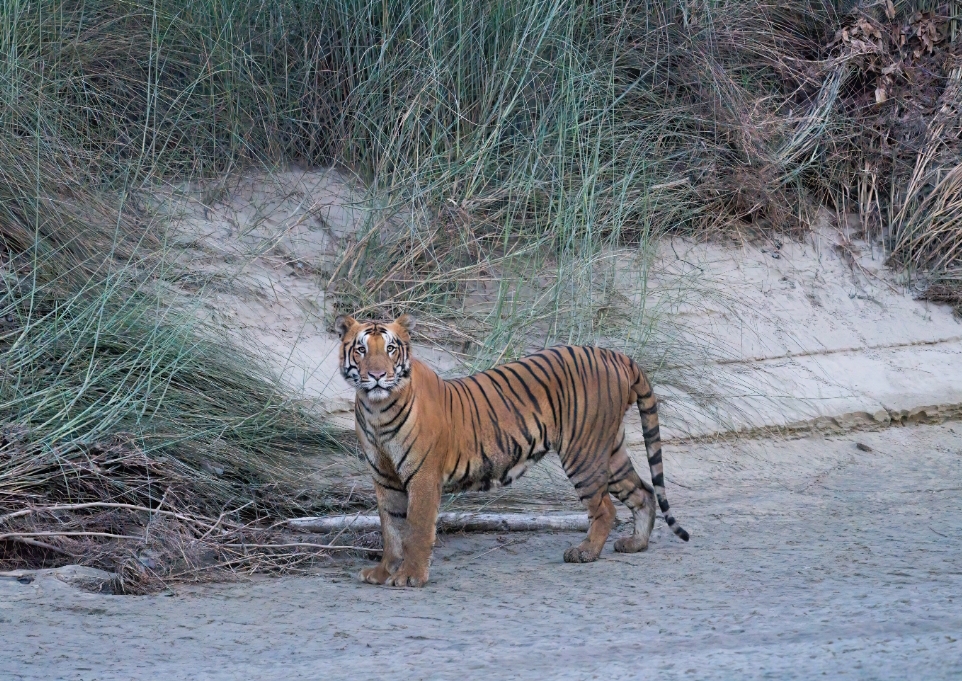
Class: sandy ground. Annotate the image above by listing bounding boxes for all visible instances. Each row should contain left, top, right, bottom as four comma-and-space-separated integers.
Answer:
3, 422, 960, 681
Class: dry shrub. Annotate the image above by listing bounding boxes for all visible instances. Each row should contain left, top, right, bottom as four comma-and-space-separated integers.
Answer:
918, 279, 962, 317
0, 430, 374, 593
826, 4, 961, 274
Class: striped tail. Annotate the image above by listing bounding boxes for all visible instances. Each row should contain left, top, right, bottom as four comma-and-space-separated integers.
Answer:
636, 384, 689, 542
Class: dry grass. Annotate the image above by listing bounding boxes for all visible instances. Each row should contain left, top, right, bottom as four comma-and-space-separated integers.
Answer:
0, 429, 378, 593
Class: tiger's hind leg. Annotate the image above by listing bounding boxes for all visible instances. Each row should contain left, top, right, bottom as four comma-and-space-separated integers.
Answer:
560, 452, 617, 563
607, 443, 656, 553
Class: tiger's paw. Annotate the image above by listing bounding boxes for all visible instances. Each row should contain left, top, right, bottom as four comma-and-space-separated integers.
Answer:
563, 546, 601, 563
385, 563, 429, 588
614, 536, 649, 553
358, 565, 393, 585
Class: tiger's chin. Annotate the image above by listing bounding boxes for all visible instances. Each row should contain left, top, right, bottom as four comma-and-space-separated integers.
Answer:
364, 387, 391, 401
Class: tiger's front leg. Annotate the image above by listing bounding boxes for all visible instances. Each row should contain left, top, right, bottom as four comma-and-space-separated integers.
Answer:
385, 473, 442, 588
358, 481, 408, 585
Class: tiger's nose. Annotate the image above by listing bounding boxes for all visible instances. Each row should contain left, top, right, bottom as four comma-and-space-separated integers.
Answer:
368, 370, 386, 381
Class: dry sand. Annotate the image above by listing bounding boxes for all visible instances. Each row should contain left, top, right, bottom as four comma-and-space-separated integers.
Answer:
3, 422, 961, 680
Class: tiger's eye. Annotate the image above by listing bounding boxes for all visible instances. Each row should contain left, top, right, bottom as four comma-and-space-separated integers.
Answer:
387, 344, 396, 353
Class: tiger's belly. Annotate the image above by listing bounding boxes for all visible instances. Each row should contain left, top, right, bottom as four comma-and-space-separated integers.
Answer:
442, 448, 549, 493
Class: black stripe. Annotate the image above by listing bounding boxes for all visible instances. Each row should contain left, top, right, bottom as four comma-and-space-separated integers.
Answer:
402, 449, 430, 488
502, 364, 544, 416
581, 345, 598, 376
395, 435, 418, 470
547, 348, 578, 445
487, 370, 536, 448
465, 375, 500, 423
380, 396, 413, 430
564, 346, 588, 384
458, 459, 472, 485
493, 383, 536, 450
651, 472, 665, 488
611, 433, 626, 454
366, 463, 403, 491
565, 451, 596, 482
608, 461, 633, 483
379, 407, 413, 442
481, 371, 528, 428
378, 482, 406, 493
565, 347, 593, 450
521, 357, 560, 427
455, 380, 484, 455
600, 350, 615, 415
468, 379, 509, 456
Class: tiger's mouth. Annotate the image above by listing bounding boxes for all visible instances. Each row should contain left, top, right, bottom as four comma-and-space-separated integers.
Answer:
361, 378, 397, 400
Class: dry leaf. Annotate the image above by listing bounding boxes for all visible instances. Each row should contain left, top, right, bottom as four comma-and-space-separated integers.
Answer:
885, 0, 895, 21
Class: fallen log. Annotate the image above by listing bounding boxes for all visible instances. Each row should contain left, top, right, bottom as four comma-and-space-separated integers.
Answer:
288, 512, 590, 534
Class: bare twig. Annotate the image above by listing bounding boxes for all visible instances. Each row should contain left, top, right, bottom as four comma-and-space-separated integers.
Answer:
0, 502, 220, 528
6, 536, 71, 555
0, 531, 144, 541
222, 543, 381, 552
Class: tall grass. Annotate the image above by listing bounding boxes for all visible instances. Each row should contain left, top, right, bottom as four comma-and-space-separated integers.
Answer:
0, 0, 866, 482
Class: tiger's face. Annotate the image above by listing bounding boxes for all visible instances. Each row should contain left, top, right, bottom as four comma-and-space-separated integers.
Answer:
334, 314, 415, 402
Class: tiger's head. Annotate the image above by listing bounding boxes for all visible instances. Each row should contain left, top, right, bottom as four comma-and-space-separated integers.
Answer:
334, 314, 416, 402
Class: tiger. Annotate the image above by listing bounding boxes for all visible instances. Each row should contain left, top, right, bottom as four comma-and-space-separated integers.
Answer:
335, 313, 689, 587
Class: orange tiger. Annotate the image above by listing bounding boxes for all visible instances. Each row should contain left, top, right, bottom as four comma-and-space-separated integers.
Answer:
335, 313, 688, 587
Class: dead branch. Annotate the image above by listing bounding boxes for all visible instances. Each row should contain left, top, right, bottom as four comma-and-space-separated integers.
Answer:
0, 502, 221, 528
0, 531, 144, 541
288, 512, 590, 534
221, 543, 381, 552
6, 536, 71, 555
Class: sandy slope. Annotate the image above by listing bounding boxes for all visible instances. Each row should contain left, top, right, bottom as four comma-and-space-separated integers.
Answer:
158, 169, 962, 442
3, 422, 961, 680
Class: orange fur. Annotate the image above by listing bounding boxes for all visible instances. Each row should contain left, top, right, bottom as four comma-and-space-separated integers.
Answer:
336, 314, 688, 587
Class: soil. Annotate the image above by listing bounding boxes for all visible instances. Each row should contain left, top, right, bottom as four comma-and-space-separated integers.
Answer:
3, 422, 960, 680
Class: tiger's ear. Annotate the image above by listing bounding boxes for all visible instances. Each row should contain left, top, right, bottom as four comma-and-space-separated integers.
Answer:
334, 315, 357, 340
394, 314, 416, 335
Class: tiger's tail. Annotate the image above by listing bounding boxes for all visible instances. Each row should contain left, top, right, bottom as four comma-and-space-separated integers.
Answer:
635, 379, 689, 542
